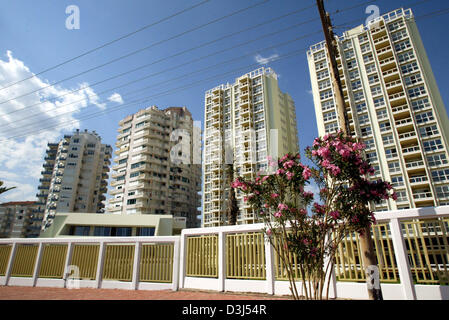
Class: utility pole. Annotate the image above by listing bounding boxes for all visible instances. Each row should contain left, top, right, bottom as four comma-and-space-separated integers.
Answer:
316, 0, 383, 300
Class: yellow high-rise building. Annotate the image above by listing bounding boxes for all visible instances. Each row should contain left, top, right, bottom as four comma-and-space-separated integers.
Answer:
307, 8, 449, 210
202, 67, 299, 227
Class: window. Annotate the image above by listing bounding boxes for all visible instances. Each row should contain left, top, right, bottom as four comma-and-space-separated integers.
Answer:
363, 53, 373, 63
391, 29, 408, 42
314, 50, 326, 61
321, 100, 334, 112
315, 61, 326, 70
94, 227, 111, 236
371, 86, 382, 96
391, 176, 404, 187
345, 50, 355, 59
366, 151, 377, 162
419, 125, 439, 137
353, 91, 364, 101
374, 97, 385, 108
349, 70, 359, 80
356, 102, 367, 113
317, 69, 329, 80
365, 63, 376, 74
398, 50, 415, 63
388, 161, 401, 172
358, 114, 369, 125
361, 126, 372, 137
71, 226, 90, 236
432, 169, 449, 182
346, 59, 357, 69
114, 227, 132, 237
401, 62, 419, 74
318, 79, 331, 90
358, 33, 368, 42
360, 43, 371, 53
427, 154, 448, 167
382, 134, 394, 145
364, 138, 375, 149
323, 111, 337, 122
411, 98, 431, 111
423, 139, 443, 152
137, 227, 155, 236
394, 40, 411, 52
130, 172, 140, 178
320, 90, 333, 100
436, 186, 449, 198
395, 191, 408, 202
368, 74, 379, 84
325, 122, 339, 133
408, 86, 426, 98
342, 41, 353, 50
404, 73, 422, 86
351, 80, 362, 91
118, 158, 127, 165
379, 121, 391, 132
388, 21, 404, 31
415, 111, 434, 124
127, 199, 137, 205
377, 109, 388, 120
385, 148, 398, 159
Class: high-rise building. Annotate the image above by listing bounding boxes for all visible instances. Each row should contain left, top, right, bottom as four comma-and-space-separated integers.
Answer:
307, 8, 449, 211
37, 129, 112, 229
0, 201, 44, 238
202, 67, 299, 227
107, 106, 201, 228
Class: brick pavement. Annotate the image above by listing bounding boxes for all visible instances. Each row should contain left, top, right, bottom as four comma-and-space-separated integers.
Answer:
0, 286, 290, 300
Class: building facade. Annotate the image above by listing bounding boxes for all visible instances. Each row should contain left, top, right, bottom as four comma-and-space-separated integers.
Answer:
107, 106, 201, 228
202, 67, 299, 227
0, 201, 44, 238
37, 129, 112, 229
307, 8, 449, 211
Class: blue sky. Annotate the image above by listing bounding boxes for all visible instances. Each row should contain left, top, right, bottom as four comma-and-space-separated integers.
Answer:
0, 0, 448, 204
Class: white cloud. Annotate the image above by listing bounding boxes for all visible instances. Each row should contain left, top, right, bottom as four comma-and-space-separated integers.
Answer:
107, 92, 123, 104
0, 50, 107, 203
254, 53, 279, 65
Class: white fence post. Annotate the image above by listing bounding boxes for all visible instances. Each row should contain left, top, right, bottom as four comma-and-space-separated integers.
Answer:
264, 235, 275, 295
63, 242, 74, 288
389, 218, 416, 300
32, 242, 44, 287
218, 231, 225, 292
4, 242, 17, 286
95, 241, 106, 289
172, 237, 180, 291
178, 233, 187, 289
131, 241, 141, 290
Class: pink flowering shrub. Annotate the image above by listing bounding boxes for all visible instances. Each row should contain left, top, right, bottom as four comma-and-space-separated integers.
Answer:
232, 130, 397, 300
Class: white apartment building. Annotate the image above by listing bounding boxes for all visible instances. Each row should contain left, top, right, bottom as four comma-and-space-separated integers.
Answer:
0, 201, 44, 238
307, 8, 449, 211
37, 129, 112, 229
107, 106, 201, 228
202, 67, 299, 227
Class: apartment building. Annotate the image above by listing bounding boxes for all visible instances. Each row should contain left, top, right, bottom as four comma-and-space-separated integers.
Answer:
37, 129, 112, 229
0, 201, 44, 238
107, 106, 201, 228
202, 67, 299, 227
307, 8, 449, 211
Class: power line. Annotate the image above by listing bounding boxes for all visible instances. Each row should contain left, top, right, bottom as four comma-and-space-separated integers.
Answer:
0, 47, 309, 142
0, 0, 212, 92
0, 0, 271, 106
0, 3, 317, 120
1, 28, 322, 133
0, 0, 377, 137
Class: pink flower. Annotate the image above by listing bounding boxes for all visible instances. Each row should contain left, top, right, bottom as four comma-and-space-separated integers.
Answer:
392, 192, 398, 201
299, 208, 307, 215
262, 175, 269, 182
286, 171, 294, 180
271, 193, 279, 199
274, 211, 282, 218
329, 211, 340, 220
278, 203, 288, 211
264, 203, 269, 208
276, 168, 285, 175
302, 166, 311, 180
303, 191, 313, 198
266, 229, 272, 236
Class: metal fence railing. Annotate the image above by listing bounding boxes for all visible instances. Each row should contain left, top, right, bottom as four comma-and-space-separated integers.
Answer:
185, 235, 218, 278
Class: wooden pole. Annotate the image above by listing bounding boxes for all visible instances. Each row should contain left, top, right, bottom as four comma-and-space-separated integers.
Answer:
316, 0, 382, 300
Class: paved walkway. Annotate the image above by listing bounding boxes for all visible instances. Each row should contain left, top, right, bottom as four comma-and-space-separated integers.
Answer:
0, 286, 290, 300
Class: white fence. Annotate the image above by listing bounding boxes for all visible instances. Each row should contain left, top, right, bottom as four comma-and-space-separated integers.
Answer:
0, 207, 448, 300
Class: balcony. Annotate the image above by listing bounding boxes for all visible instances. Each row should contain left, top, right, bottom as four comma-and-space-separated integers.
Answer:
409, 175, 429, 187
385, 79, 403, 94
413, 191, 433, 201
398, 131, 417, 144
41, 170, 52, 176
382, 68, 399, 82
373, 35, 390, 48
391, 104, 410, 118
379, 56, 396, 71
402, 145, 421, 157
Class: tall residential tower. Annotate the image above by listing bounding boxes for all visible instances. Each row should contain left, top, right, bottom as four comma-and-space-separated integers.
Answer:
307, 8, 449, 211
37, 129, 112, 229
107, 106, 202, 228
202, 67, 299, 227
